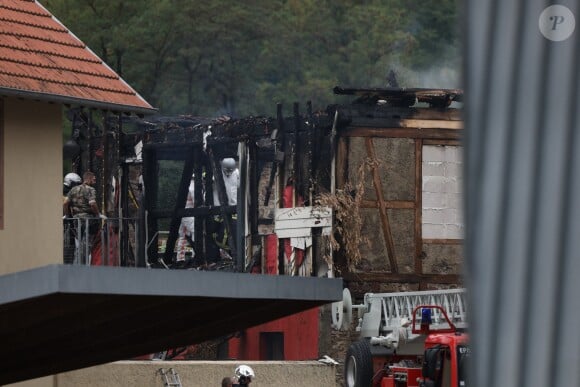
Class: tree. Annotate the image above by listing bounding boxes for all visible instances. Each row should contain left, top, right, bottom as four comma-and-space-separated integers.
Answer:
44, 0, 460, 116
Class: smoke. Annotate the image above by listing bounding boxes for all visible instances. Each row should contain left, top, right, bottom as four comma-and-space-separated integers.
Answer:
388, 66, 459, 90
387, 45, 462, 90
414, 65, 461, 89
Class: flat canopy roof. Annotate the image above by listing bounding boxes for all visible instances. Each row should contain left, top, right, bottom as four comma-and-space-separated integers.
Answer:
0, 265, 342, 385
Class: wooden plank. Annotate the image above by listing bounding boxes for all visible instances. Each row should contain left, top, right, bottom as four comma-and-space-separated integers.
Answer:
275, 206, 332, 220
360, 200, 415, 209
275, 207, 332, 239
400, 119, 463, 129
423, 238, 464, 245
347, 118, 463, 130
415, 139, 423, 275
343, 272, 462, 284
336, 136, 348, 189
423, 139, 462, 146
365, 138, 398, 273
276, 217, 332, 230
276, 228, 312, 239
339, 106, 463, 121
341, 127, 462, 140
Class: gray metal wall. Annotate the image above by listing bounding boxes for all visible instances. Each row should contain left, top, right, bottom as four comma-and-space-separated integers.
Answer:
464, 1, 580, 386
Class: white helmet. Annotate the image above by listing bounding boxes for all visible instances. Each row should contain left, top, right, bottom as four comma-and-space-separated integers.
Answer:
221, 158, 236, 177
235, 365, 255, 380
64, 172, 82, 187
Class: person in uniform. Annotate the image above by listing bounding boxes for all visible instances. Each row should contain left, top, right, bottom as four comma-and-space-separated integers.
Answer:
62, 172, 82, 263
63, 171, 104, 263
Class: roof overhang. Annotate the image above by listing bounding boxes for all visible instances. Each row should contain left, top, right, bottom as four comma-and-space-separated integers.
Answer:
0, 87, 157, 116
0, 265, 342, 385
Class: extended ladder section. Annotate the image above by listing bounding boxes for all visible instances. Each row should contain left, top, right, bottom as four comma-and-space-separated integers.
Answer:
157, 368, 183, 387
357, 288, 467, 339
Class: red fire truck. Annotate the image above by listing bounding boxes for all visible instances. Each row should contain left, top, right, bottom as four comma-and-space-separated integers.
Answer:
333, 288, 470, 387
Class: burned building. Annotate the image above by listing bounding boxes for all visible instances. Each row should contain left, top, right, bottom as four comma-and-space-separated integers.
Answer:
63, 86, 463, 363
65, 86, 464, 295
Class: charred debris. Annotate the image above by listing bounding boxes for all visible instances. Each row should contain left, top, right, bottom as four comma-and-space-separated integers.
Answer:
65, 86, 463, 292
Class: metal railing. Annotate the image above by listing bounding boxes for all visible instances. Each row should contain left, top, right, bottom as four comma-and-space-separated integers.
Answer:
63, 217, 139, 267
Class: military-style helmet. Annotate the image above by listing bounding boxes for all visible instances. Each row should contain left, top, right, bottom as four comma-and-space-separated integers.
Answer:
235, 365, 255, 380
64, 172, 82, 187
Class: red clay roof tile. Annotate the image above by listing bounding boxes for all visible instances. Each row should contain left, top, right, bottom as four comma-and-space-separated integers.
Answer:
0, 0, 155, 114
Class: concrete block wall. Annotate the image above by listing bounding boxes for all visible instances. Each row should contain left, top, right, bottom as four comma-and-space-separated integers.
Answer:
422, 145, 464, 239
50, 361, 337, 387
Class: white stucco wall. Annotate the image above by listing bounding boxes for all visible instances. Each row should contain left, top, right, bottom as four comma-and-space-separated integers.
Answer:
422, 145, 464, 239
0, 97, 62, 275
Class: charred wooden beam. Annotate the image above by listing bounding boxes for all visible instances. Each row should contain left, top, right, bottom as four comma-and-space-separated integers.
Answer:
305, 101, 313, 201
293, 102, 300, 202
334, 86, 463, 108
208, 147, 237, 259
120, 162, 130, 266
263, 104, 285, 206
163, 146, 196, 265
249, 141, 258, 240
237, 143, 248, 272
335, 105, 463, 123
142, 147, 159, 265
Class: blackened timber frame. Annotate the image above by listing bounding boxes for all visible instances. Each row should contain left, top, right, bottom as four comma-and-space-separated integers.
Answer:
163, 146, 196, 264
142, 141, 244, 267
142, 143, 202, 266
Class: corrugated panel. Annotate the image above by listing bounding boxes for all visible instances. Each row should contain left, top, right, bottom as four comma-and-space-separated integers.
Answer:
0, 0, 155, 114
464, 1, 580, 386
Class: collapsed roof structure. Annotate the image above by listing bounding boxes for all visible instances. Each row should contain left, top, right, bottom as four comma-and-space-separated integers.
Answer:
66, 86, 464, 295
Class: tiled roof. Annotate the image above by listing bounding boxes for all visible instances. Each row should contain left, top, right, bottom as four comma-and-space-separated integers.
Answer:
0, 0, 155, 114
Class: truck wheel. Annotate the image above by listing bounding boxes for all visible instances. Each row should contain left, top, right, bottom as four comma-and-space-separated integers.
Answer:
344, 339, 373, 387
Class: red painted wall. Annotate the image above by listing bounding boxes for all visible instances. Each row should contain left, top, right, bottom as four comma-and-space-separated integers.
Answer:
227, 307, 320, 360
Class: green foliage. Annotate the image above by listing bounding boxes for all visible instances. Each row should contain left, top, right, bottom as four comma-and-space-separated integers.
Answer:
44, 0, 460, 116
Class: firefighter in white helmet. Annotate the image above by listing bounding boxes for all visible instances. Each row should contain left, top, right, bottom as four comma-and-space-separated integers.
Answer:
63, 172, 82, 197
233, 365, 255, 386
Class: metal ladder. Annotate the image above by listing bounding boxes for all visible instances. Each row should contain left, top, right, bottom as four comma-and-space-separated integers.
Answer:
157, 368, 182, 387
357, 288, 468, 338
